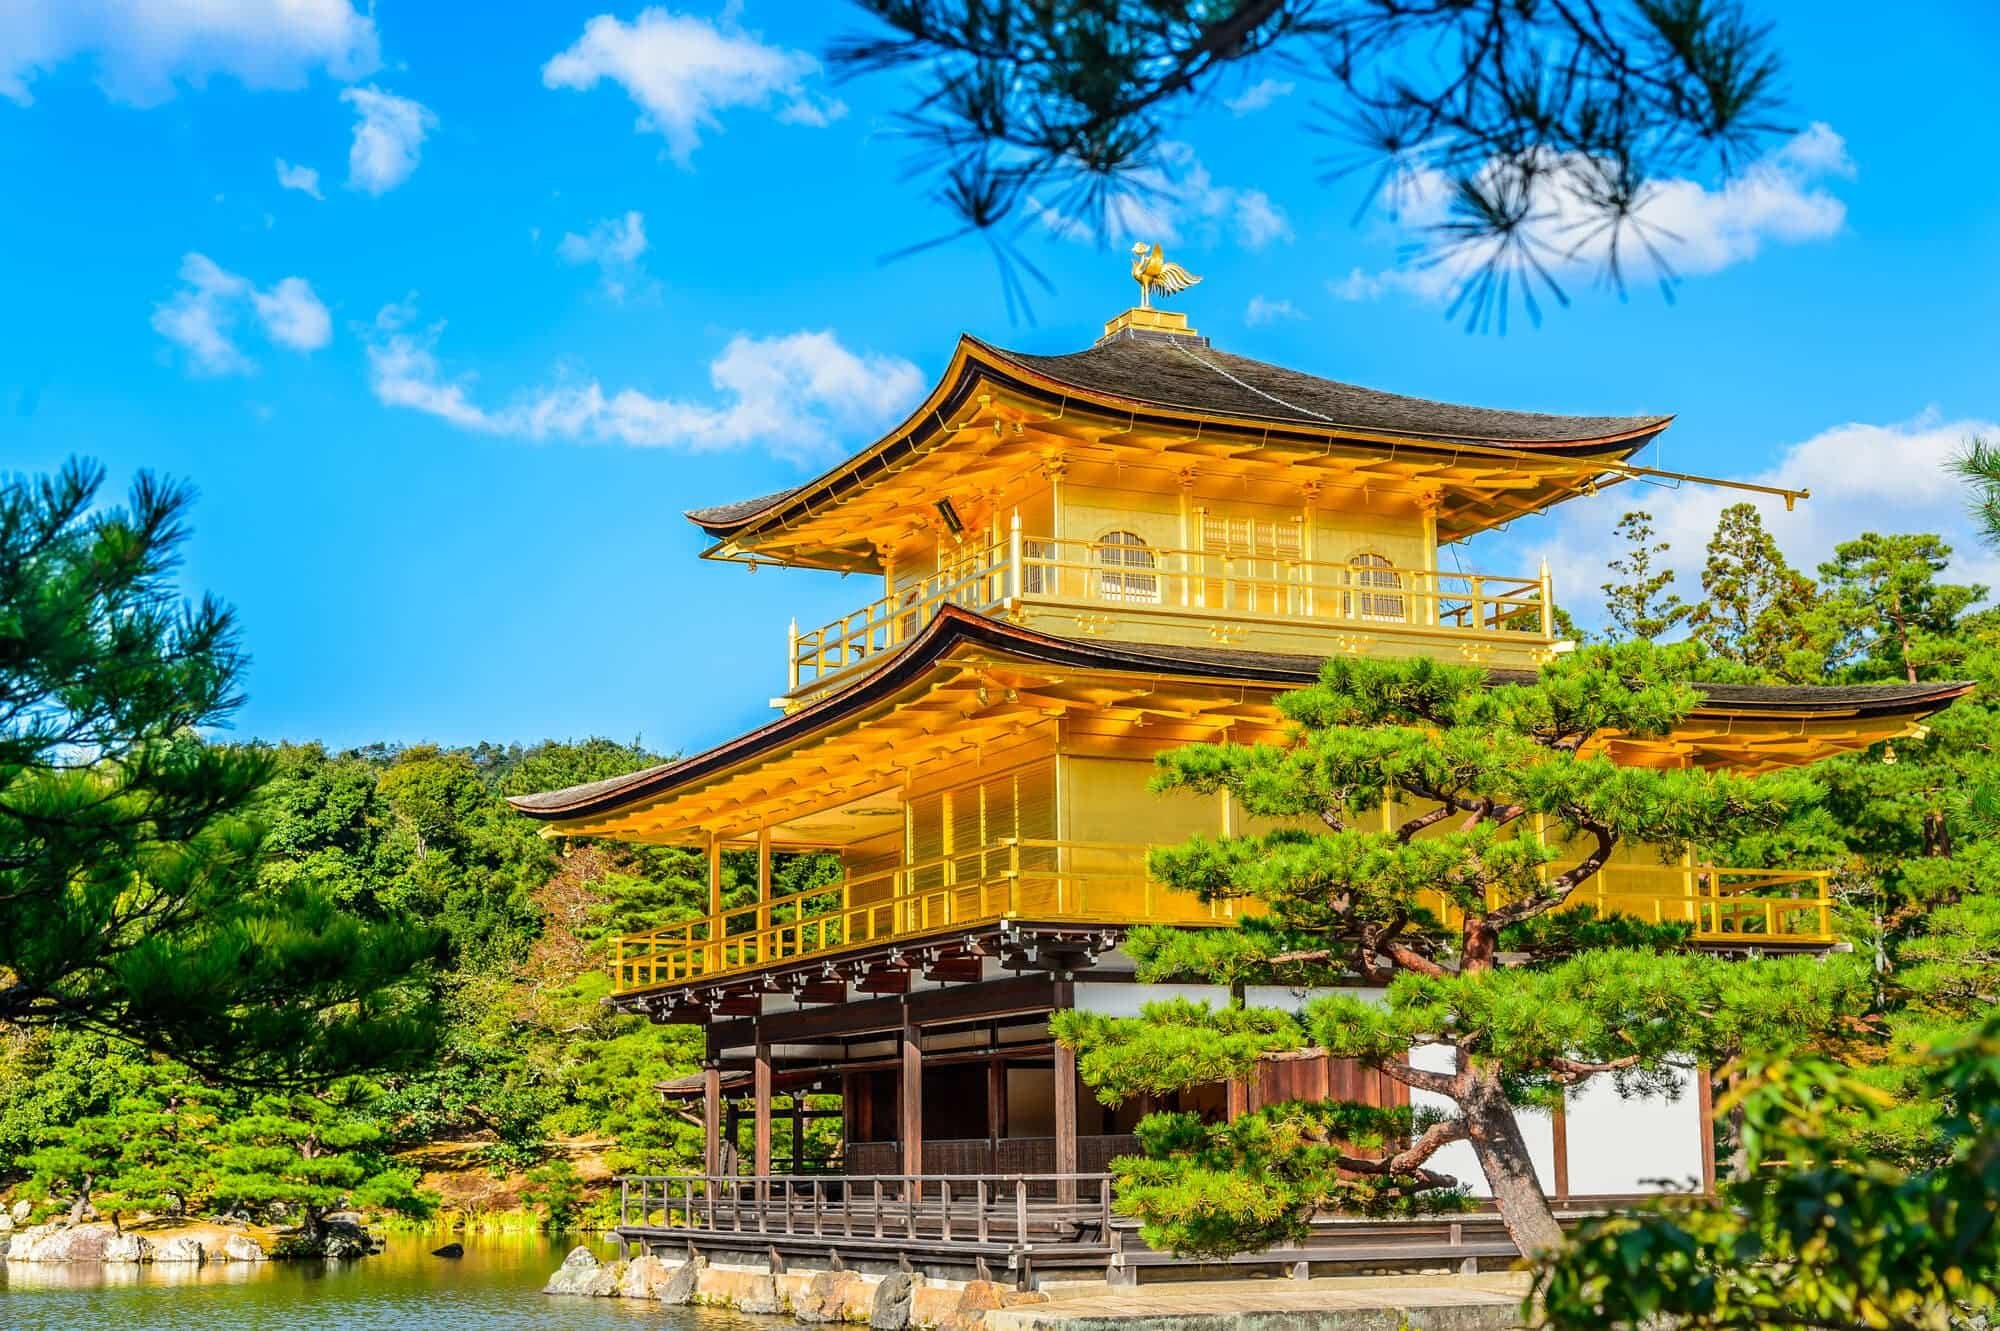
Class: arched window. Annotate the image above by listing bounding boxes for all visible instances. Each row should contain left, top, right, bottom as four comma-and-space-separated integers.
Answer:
1347, 552, 1406, 622
1094, 530, 1160, 604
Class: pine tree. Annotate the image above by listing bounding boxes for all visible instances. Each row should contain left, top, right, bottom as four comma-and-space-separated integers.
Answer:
1601, 511, 1690, 641
1817, 532, 1984, 684
1052, 647, 1864, 1257
1688, 502, 1823, 678
208, 1079, 430, 1239
0, 461, 439, 1085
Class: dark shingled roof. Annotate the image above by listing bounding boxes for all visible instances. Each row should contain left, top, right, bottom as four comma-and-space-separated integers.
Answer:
988, 336, 1671, 445
683, 332, 1671, 536
508, 607, 1973, 822
686, 485, 806, 527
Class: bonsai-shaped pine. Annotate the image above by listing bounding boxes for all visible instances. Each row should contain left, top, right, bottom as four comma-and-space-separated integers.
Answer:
207, 1078, 431, 1242
18, 1058, 225, 1228
1053, 645, 1868, 1257
1536, 1013, 2000, 1329
0, 460, 438, 1084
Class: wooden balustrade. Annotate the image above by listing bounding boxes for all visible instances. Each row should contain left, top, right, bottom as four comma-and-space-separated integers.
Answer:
786, 532, 1554, 691
610, 839, 1836, 993
616, 1171, 1115, 1255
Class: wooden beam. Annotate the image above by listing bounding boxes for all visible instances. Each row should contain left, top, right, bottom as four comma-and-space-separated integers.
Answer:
1054, 1032, 1078, 1207
708, 972, 1060, 1048
900, 1003, 923, 1176
754, 1036, 773, 1178
987, 1052, 1006, 1149
703, 1062, 722, 1176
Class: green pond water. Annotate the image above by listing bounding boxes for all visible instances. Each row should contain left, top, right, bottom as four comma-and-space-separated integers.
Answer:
0, 1232, 773, 1330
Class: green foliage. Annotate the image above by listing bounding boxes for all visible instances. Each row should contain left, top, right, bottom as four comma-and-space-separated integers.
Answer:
209, 1080, 431, 1229
522, 1159, 586, 1230
1053, 1000, 1303, 1106
1601, 511, 1690, 642
1112, 1100, 1470, 1258
1066, 641, 1855, 1256
1817, 532, 1984, 684
0, 460, 437, 1085
1535, 1015, 2000, 1331
1688, 503, 1826, 680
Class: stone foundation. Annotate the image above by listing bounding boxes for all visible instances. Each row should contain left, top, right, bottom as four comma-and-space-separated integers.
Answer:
542, 1247, 1052, 1329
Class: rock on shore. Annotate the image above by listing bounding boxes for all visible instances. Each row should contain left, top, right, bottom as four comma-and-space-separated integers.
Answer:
541, 1249, 1051, 1330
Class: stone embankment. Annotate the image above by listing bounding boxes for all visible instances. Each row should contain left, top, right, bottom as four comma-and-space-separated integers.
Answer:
543, 1247, 1050, 1330
0, 1203, 379, 1264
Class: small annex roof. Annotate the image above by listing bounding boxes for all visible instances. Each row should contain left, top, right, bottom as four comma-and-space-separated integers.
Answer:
508, 605, 1972, 826
683, 331, 1671, 549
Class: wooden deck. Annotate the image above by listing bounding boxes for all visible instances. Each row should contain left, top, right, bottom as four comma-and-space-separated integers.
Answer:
615, 1172, 1649, 1285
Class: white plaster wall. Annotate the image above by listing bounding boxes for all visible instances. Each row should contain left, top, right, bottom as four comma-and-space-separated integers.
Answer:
1243, 984, 1388, 1013
1564, 1063, 1704, 1195
1072, 981, 1227, 1018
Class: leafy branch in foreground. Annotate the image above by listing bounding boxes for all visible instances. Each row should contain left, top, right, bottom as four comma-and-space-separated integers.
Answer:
0, 459, 438, 1085
833, 0, 1788, 327
1536, 1014, 2000, 1331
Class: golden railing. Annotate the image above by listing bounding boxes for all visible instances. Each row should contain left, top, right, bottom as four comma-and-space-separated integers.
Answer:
786, 527, 1554, 691
610, 841, 1834, 994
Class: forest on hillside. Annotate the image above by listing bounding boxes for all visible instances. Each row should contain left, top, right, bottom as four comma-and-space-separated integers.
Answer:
3, 474, 1996, 1243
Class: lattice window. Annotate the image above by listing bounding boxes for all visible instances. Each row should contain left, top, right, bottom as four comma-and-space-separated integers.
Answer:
1348, 552, 1406, 622
1094, 530, 1160, 604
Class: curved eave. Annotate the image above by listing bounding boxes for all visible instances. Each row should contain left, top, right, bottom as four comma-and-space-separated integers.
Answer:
685, 334, 1671, 545
508, 606, 1972, 825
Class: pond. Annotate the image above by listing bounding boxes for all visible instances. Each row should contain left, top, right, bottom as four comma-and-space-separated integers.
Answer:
0, 1232, 771, 1330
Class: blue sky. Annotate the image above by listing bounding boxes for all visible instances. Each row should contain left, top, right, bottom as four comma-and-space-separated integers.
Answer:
5, 2, 1999, 759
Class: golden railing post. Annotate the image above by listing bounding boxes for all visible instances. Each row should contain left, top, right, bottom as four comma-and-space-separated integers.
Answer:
1538, 559, 1554, 637
1009, 509, 1023, 603
787, 618, 800, 692
1470, 575, 1487, 631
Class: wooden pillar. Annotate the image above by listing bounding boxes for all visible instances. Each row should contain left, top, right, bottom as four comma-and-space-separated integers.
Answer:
703, 1062, 722, 1177
753, 1035, 773, 1179
1551, 1092, 1570, 1203
1697, 1065, 1718, 1195
986, 1054, 1006, 1148
707, 833, 723, 919
1054, 1036, 1078, 1206
756, 825, 773, 940
900, 1004, 923, 1177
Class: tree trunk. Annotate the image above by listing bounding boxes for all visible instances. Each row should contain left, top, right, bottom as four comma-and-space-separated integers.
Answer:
1459, 1064, 1564, 1258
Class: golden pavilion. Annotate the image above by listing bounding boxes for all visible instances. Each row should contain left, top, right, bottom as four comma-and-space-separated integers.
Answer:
510, 272, 1967, 1281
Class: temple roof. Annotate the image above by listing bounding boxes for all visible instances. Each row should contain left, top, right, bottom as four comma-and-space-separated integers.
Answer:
509, 606, 1972, 824
684, 333, 1671, 545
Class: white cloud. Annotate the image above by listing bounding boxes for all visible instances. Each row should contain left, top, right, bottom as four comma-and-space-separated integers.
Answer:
1226, 77, 1293, 115
1037, 141, 1292, 251
558, 210, 650, 299
275, 158, 323, 200
0, 0, 378, 107
1245, 295, 1303, 326
251, 275, 332, 351
151, 253, 330, 376
1336, 124, 1855, 305
1503, 412, 2000, 629
364, 303, 924, 463
541, 8, 843, 166
340, 85, 435, 195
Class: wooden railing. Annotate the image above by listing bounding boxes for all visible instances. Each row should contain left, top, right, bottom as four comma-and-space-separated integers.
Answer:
610, 840, 1835, 994
611, 839, 1244, 993
616, 1172, 1114, 1256
786, 524, 1554, 690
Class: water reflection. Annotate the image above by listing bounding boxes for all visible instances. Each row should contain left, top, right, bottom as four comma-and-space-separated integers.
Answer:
0, 1232, 773, 1330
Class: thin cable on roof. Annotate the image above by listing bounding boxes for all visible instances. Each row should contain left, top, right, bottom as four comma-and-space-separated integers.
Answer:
1168, 339, 1338, 424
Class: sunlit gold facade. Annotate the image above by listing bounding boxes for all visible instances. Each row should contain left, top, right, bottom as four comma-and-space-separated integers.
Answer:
516, 311, 1965, 1002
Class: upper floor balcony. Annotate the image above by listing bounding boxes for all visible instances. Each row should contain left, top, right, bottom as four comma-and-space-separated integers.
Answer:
785, 521, 1556, 701
610, 838, 1834, 997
